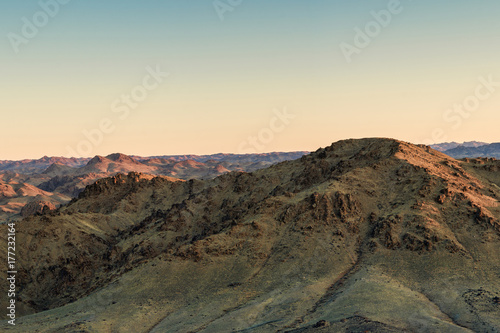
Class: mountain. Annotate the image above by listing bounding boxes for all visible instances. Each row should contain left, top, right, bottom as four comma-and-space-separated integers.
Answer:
0, 156, 89, 174
1, 138, 499, 332
78, 154, 156, 175
0, 152, 307, 221
41, 163, 76, 177
0, 152, 308, 173
430, 141, 488, 152
107, 153, 142, 164
443, 142, 500, 159
0, 178, 70, 222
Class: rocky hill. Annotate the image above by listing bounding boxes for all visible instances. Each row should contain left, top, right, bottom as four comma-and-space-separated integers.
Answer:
0, 138, 499, 332
0, 173, 71, 222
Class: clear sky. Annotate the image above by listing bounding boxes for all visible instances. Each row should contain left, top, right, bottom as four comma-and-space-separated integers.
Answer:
1, 0, 499, 159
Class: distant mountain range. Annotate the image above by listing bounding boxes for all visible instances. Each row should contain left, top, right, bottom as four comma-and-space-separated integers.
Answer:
0, 152, 308, 174
441, 143, 500, 159
429, 141, 489, 152
0, 152, 307, 221
429, 141, 500, 159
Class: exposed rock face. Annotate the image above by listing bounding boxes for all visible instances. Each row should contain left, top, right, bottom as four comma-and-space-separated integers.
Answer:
20, 198, 57, 217
0, 138, 499, 332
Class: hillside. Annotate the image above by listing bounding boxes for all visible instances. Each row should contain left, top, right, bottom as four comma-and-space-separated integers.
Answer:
0, 176, 71, 223
0, 138, 499, 332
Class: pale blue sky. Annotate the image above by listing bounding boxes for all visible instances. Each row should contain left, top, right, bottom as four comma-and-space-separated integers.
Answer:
1, 0, 499, 159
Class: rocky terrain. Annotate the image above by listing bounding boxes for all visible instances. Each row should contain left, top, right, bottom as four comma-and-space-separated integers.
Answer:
0, 138, 499, 332
0, 152, 306, 222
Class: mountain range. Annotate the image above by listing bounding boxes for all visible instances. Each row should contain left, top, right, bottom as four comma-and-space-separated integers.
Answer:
1, 138, 499, 332
0, 152, 307, 222
3, 144, 500, 223
441, 143, 500, 159
429, 141, 489, 152
429, 141, 500, 159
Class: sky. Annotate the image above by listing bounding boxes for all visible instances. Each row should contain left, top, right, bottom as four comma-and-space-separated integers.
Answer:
1, 0, 499, 159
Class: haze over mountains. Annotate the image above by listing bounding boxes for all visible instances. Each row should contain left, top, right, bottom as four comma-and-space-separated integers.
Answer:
0, 152, 307, 222
442, 143, 500, 159
429, 142, 500, 159
429, 141, 489, 152
0, 138, 499, 332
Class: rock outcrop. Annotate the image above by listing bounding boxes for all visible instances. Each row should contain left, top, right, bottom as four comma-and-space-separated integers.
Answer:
20, 197, 57, 217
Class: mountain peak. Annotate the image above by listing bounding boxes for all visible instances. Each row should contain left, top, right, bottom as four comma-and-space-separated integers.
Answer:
87, 155, 109, 166
106, 153, 138, 164
310, 138, 437, 164
41, 163, 73, 175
